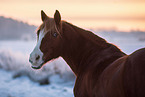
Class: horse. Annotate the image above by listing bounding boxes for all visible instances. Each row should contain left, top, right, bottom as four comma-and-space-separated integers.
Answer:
29, 10, 145, 97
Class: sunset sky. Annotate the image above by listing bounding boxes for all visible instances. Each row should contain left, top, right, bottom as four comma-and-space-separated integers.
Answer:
0, 0, 145, 31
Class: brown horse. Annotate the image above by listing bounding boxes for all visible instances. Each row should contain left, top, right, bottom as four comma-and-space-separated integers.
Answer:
29, 10, 145, 97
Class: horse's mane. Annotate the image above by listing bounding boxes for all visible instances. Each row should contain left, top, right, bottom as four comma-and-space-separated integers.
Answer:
62, 21, 109, 47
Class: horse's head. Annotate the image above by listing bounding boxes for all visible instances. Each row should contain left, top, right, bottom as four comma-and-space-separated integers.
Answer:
29, 10, 63, 69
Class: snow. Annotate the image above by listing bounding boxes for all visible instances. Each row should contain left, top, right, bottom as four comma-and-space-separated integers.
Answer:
0, 50, 75, 97
0, 70, 74, 97
0, 31, 145, 97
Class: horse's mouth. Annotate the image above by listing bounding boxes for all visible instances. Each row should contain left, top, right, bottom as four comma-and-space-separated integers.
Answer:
31, 63, 44, 69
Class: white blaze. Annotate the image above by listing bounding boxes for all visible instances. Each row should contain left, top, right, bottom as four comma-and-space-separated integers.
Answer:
29, 29, 46, 67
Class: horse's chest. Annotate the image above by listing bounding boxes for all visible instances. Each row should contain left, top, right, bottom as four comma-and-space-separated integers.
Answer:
74, 74, 95, 97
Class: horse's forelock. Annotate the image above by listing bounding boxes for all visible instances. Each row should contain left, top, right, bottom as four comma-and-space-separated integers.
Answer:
37, 18, 62, 39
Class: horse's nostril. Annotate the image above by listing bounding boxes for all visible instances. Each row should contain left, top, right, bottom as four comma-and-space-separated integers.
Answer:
36, 55, 40, 60
29, 59, 33, 64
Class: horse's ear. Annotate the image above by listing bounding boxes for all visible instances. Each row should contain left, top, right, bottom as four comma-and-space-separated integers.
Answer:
54, 10, 61, 25
41, 10, 48, 22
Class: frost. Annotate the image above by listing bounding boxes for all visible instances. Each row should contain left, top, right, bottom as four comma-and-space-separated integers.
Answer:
0, 49, 75, 85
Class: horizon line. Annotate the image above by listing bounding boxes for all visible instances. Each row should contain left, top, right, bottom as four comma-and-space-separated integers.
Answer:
1, 15, 145, 32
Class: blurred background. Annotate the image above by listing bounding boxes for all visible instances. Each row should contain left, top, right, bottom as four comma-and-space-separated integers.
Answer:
0, 0, 145, 97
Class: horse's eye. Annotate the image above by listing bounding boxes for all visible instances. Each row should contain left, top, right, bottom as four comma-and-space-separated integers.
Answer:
53, 32, 58, 37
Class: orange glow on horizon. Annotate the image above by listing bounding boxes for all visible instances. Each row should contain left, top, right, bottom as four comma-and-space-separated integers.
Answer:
0, 0, 145, 31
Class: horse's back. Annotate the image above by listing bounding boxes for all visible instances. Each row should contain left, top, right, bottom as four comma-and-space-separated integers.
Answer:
123, 48, 145, 97
95, 48, 145, 97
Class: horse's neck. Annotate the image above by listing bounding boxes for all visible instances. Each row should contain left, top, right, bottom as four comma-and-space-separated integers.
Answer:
61, 22, 125, 76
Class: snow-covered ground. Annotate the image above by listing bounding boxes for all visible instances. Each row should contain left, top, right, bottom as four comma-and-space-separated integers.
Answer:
0, 31, 145, 97
0, 69, 74, 97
